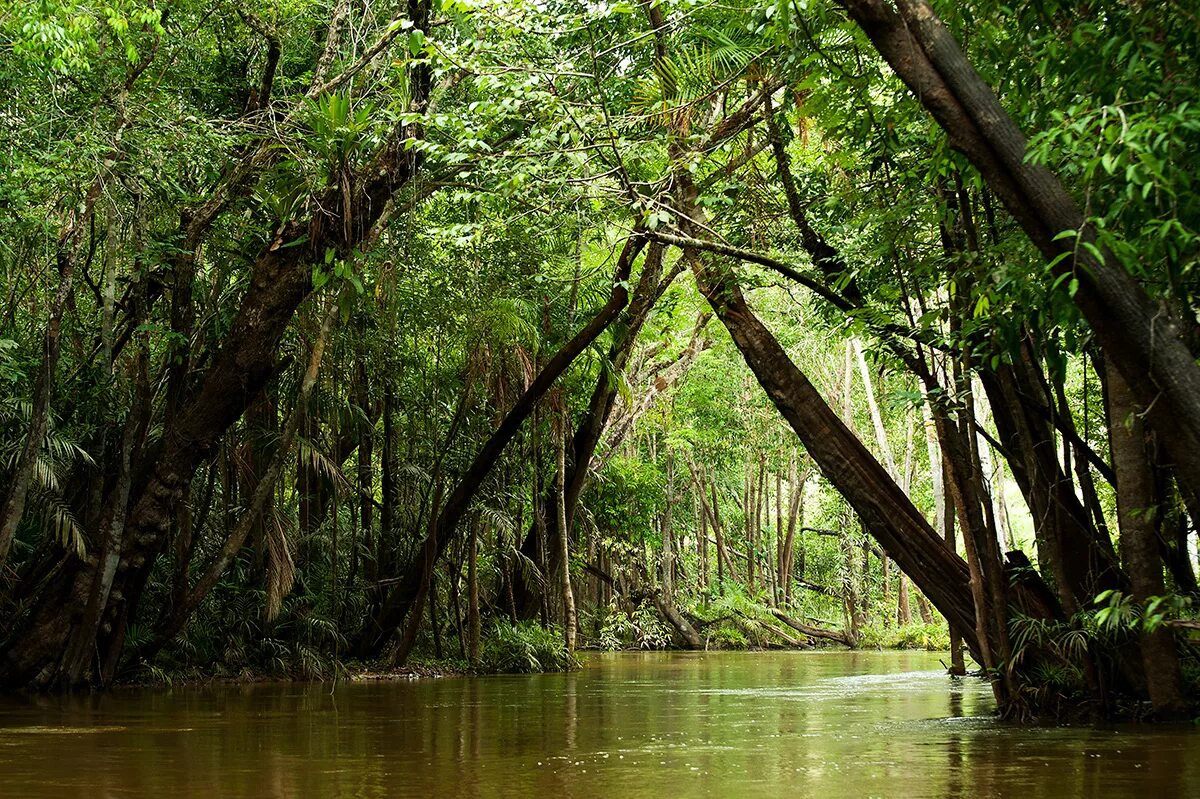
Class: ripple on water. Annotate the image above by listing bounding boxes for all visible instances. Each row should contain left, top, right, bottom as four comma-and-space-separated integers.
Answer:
0, 725, 127, 734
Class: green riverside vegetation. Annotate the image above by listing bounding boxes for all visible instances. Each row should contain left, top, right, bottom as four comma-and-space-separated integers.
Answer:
1, 0, 1198, 722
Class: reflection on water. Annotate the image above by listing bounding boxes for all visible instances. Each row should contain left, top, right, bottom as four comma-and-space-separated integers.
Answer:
0, 651, 1195, 798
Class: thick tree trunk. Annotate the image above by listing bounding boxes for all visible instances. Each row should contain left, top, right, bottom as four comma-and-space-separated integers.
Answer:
0, 81, 425, 689
134, 304, 338, 664
1106, 362, 1188, 717
59, 351, 150, 685
647, 5, 982, 650
839, 0, 1200, 523
685, 252, 980, 658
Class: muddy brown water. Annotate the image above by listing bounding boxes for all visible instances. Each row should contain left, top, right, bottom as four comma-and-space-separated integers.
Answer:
0, 650, 1196, 797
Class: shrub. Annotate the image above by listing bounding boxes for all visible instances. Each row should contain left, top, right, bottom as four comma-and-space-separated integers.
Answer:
856, 622, 950, 651
597, 603, 674, 650
476, 621, 577, 674
709, 623, 750, 649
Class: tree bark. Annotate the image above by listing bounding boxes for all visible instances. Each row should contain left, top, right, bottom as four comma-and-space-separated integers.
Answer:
556, 411, 577, 652
685, 251, 980, 657
134, 303, 338, 665
1106, 361, 1187, 717
839, 0, 1200, 526
0, 17, 432, 686
59, 350, 150, 685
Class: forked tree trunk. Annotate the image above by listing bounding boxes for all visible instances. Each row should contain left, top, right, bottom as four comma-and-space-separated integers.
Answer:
978, 351, 1125, 612
0, 93, 427, 689
135, 303, 338, 664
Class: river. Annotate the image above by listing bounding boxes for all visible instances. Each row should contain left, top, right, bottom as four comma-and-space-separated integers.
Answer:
0, 651, 1196, 797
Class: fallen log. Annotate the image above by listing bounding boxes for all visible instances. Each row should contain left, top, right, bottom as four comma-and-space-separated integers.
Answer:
756, 618, 812, 648
771, 608, 853, 647
652, 594, 704, 649
596, 561, 704, 649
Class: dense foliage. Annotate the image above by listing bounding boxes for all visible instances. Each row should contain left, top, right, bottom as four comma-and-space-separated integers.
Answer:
1, 0, 1198, 720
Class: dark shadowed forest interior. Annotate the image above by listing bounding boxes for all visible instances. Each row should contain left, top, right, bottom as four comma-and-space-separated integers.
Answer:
2, 0, 1200, 795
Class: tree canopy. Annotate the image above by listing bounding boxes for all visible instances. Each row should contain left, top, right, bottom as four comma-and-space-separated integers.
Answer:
1, 0, 1198, 720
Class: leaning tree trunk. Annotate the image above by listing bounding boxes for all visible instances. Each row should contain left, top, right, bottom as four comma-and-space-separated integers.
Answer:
838, 0, 1200, 526
133, 303, 338, 665
686, 250, 981, 660
0, 34, 430, 688
508, 245, 671, 617
643, 0, 983, 661
357, 236, 647, 658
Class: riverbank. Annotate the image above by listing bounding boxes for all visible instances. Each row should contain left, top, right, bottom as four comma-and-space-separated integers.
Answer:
119, 620, 956, 690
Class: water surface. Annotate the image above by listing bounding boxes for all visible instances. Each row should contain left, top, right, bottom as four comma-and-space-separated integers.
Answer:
0, 651, 1195, 797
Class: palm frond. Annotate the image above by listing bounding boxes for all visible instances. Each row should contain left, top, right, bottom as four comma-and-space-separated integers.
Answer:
478, 504, 515, 537
297, 436, 351, 493
264, 508, 296, 622
31, 488, 86, 557
510, 546, 546, 593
